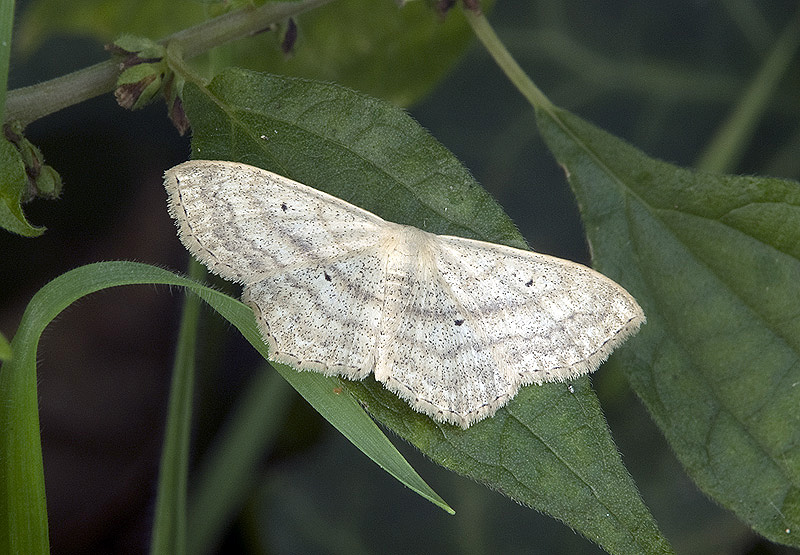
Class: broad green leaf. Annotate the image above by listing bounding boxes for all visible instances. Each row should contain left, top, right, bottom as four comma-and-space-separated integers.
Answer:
0, 261, 449, 554
17, 0, 483, 106
182, 68, 672, 554
536, 105, 800, 547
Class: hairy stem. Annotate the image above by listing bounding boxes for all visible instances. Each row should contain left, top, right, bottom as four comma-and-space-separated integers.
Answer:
5, 0, 335, 126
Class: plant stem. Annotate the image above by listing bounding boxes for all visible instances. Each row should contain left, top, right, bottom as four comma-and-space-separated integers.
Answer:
150, 259, 203, 555
463, 8, 553, 114
0, 0, 15, 124
5, 61, 118, 127
5, 0, 335, 126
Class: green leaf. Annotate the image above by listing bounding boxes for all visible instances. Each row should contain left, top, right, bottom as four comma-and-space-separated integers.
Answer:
0, 261, 450, 553
536, 105, 800, 547
182, 68, 672, 554
0, 138, 44, 237
17, 0, 484, 106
